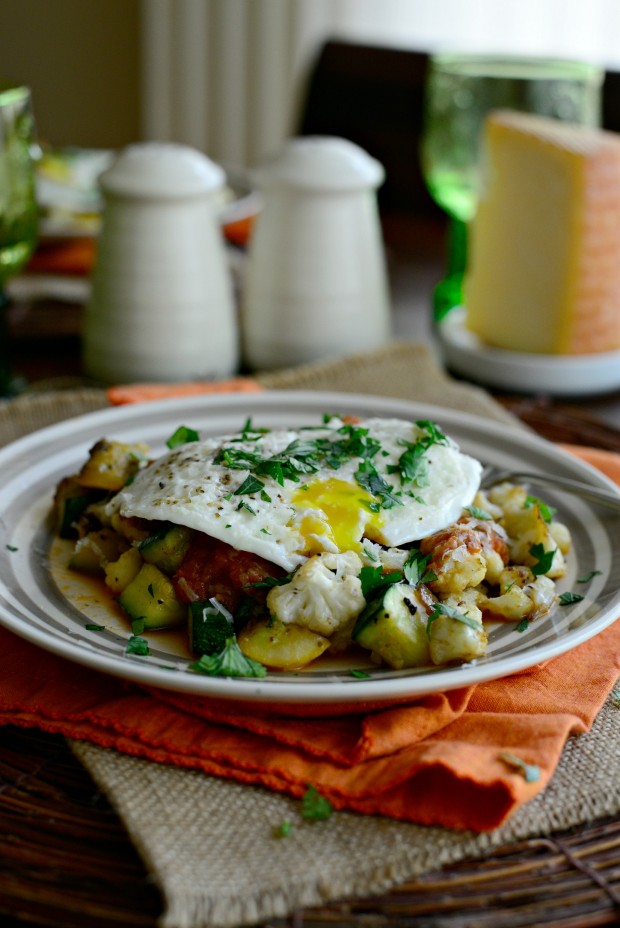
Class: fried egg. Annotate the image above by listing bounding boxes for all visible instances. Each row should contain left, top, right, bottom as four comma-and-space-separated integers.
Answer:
108, 417, 482, 571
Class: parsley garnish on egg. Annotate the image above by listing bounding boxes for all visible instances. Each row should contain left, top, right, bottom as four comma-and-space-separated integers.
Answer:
210, 416, 457, 516
166, 425, 200, 449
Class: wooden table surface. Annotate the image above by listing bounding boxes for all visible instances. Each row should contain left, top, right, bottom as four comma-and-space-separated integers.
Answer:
3, 236, 620, 927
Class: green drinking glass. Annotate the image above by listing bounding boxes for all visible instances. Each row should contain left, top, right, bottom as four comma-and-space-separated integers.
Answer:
0, 85, 38, 394
420, 54, 603, 322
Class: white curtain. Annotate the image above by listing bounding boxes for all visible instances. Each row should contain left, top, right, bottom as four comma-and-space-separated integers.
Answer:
140, 0, 620, 170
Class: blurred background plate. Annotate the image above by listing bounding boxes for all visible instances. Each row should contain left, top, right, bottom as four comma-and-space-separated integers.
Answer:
36, 147, 259, 241
437, 307, 620, 397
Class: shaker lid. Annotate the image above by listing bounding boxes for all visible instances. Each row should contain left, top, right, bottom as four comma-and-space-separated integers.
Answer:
253, 136, 385, 191
99, 142, 226, 198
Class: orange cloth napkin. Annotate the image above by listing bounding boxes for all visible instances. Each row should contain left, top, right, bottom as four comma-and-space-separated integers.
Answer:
27, 237, 97, 277
0, 445, 618, 833
107, 378, 263, 405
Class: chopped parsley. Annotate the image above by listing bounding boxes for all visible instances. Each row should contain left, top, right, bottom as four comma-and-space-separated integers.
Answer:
529, 543, 555, 576
166, 425, 200, 449
355, 460, 402, 510
244, 571, 296, 591
515, 618, 530, 633
403, 549, 436, 586
301, 785, 333, 821
212, 416, 451, 517
426, 602, 481, 639
233, 474, 266, 496
387, 440, 428, 487
350, 669, 371, 679
558, 591, 584, 606
235, 417, 270, 441
85, 623, 106, 632
416, 420, 448, 447
577, 570, 603, 584
524, 495, 556, 524
126, 634, 150, 656
5, 544, 18, 552
273, 820, 293, 838
499, 752, 541, 783
464, 505, 493, 520
358, 565, 403, 600
236, 500, 257, 515
190, 637, 267, 678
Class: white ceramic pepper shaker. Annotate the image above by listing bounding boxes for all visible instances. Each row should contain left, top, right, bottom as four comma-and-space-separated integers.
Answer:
83, 142, 238, 383
242, 136, 391, 370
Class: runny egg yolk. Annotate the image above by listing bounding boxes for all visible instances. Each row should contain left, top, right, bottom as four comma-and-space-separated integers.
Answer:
292, 477, 383, 556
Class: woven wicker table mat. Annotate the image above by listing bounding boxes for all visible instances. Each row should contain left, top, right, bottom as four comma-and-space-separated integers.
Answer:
2, 341, 620, 928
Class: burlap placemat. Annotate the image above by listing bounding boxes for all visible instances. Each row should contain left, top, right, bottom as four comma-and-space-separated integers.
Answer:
3, 341, 619, 928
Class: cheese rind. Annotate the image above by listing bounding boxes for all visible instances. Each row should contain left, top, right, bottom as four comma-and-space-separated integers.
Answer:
465, 110, 620, 355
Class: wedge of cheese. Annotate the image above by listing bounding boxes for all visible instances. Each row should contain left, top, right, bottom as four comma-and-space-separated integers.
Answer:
465, 110, 620, 355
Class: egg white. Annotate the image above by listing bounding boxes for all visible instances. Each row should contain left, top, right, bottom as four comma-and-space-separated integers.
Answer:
109, 417, 482, 571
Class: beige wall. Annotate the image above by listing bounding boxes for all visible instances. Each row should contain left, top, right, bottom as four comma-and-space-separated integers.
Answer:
0, 0, 141, 149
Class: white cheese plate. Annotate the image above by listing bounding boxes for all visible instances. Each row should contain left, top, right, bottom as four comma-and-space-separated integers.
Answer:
437, 307, 620, 397
0, 390, 619, 710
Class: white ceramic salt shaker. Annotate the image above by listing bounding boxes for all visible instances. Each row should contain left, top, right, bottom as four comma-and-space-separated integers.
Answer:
242, 136, 391, 370
83, 142, 238, 383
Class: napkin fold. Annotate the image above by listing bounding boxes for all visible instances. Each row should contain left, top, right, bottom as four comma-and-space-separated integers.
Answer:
0, 446, 618, 833
106, 378, 263, 405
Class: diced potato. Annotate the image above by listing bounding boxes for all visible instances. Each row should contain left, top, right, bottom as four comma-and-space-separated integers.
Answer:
490, 484, 566, 579
481, 585, 532, 621
420, 526, 487, 595
110, 512, 153, 544
429, 591, 487, 665
69, 529, 129, 573
238, 618, 329, 670
78, 439, 150, 492
104, 546, 143, 594
482, 566, 534, 619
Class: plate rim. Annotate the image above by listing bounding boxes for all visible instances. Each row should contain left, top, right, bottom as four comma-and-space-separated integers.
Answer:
1, 389, 619, 707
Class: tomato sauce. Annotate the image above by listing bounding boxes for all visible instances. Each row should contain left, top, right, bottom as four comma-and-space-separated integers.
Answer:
173, 536, 284, 612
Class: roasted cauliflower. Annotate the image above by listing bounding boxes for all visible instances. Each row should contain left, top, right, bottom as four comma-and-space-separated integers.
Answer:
266, 550, 365, 637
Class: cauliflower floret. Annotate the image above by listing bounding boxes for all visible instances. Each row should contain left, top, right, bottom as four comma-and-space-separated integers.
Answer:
266, 550, 365, 637
359, 541, 409, 572
489, 482, 566, 579
419, 524, 487, 594
524, 575, 557, 619
470, 489, 504, 522
550, 520, 571, 555
479, 565, 557, 622
429, 589, 487, 665
459, 515, 510, 584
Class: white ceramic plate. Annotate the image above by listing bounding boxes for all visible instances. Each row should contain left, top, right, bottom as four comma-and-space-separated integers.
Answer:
1, 391, 619, 709
437, 307, 620, 397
